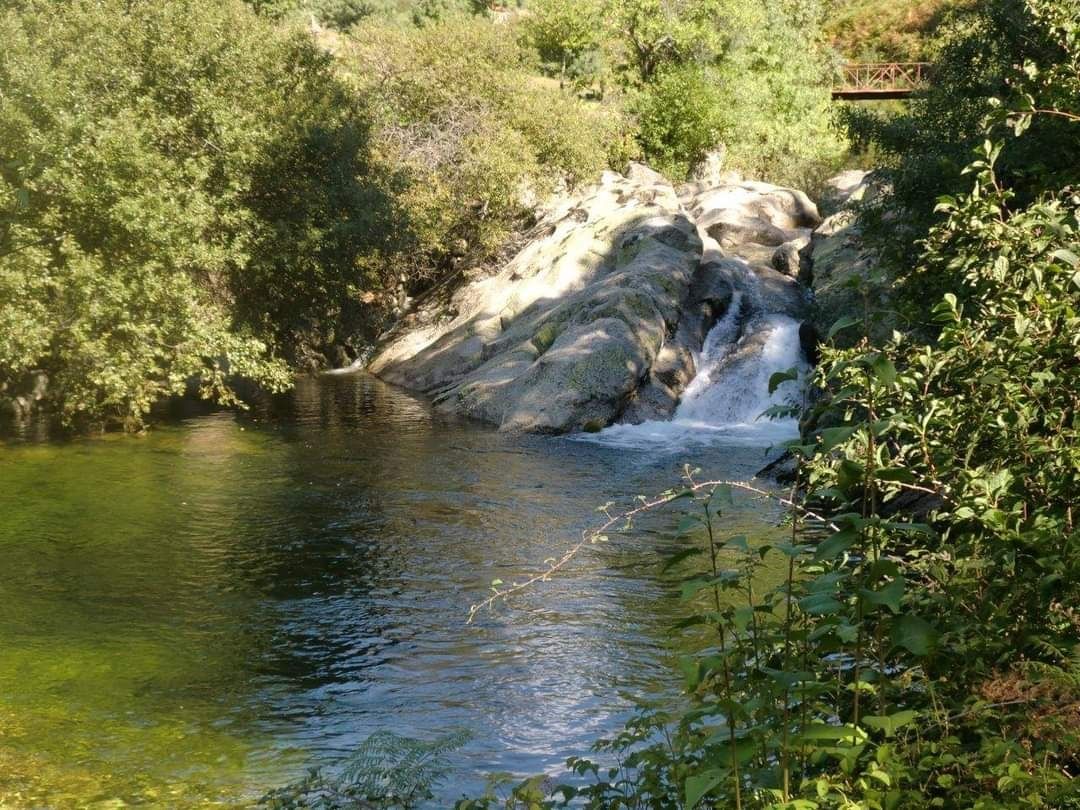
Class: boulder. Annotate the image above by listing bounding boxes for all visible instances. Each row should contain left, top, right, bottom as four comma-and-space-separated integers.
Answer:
687, 146, 728, 185
368, 167, 831, 434
772, 235, 813, 283
818, 169, 875, 216
810, 170, 894, 346
369, 170, 702, 432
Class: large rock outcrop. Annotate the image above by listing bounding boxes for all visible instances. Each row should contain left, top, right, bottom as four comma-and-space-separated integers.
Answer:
368, 165, 822, 433
809, 170, 897, 346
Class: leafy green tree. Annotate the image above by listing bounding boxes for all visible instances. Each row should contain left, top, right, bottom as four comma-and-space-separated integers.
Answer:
0, 0, 394, 426
521, 0, 606, 86
607, 0, 726, 83
711, 0, 843, 188
625, 0, 843, 185
632, 64, 726, 177
411, 0, 488, 27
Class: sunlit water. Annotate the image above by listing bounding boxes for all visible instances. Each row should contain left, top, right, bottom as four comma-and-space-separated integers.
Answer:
0, 372, 791, 807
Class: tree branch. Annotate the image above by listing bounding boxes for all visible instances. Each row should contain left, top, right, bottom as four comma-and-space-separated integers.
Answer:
466, 478, 840, 624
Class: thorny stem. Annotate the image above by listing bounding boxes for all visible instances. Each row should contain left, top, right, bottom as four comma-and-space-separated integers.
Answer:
467, 479, 838, 623
704, 499, 743, 810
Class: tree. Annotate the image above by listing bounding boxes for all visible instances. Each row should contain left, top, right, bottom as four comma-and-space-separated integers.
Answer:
840, 0, 1080, 262
608, 0, 725, 83
0, 0, 394, 426
625, 0, 843, 185
521, 0, 605, 86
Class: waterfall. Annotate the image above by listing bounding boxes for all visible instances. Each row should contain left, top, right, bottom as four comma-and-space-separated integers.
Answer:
574, 300, 807, 451
675, 314, 805, 426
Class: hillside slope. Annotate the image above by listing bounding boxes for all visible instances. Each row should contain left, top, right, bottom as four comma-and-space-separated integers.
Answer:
826, 0, 973, 60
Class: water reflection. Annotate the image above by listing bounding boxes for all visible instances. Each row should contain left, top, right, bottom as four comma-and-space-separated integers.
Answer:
0, 372, 787, 806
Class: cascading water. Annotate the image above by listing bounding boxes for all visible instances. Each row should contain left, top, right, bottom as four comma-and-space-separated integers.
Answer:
575, 295, 808, 451
676, 314, 805, 427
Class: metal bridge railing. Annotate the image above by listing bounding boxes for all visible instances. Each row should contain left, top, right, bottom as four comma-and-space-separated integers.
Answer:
833, 62, 931, 100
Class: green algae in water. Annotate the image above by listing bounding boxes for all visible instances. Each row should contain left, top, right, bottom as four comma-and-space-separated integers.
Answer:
0, 422, 302, 807
0, 374, 796, 807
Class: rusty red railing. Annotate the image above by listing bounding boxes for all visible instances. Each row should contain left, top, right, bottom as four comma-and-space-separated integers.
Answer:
833, 62, 931, 100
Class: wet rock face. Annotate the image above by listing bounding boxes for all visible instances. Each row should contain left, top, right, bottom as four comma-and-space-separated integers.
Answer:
367, 167, 824, 434
808, 170, 896, 346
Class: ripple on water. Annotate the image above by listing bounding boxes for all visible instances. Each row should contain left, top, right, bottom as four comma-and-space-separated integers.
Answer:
0, 371, 790, 806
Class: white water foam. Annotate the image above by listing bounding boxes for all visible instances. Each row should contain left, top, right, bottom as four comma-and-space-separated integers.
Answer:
575, 304, 807, 452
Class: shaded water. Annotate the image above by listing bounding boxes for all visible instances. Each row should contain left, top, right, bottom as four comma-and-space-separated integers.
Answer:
0, 372, 789, 807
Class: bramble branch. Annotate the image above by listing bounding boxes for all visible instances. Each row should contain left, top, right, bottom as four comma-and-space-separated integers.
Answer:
466, 478, 839, 623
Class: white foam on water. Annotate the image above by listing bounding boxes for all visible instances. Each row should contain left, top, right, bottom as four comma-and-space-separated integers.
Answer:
575, 305, 807, 452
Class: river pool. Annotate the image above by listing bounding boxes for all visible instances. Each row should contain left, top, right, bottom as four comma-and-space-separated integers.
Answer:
0, 372, 790, 807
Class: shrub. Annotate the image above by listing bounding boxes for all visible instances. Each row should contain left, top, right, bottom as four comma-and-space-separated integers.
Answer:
632, 64, 726, 178
245, 0, 413, 28
711, 0, 845, 190
341, 17, 628, 279
0, 0, 392, 426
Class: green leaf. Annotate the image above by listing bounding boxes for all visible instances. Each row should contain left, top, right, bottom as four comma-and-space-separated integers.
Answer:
860, 577, 905, 614
814, 528, 859, 561
817, 425, 857, 452
799, 592, 843, 615
676, 514, 702, 535
862, 710, 918, 738
768, 367, 799, 395
662, 547, 703, 572
836, 459, 865, 490
1051, 248, 1079, 268
871, 354, 897, 386
681, 579, 714, 601
732, 605, 753, 632
836, 623, 859, 643
798, 723, 867, 742
685, 769, 725, 808
680, 656, 703, 690
827, 315, 861, 340
892, 614, 939, 656
724, 534, 749, 553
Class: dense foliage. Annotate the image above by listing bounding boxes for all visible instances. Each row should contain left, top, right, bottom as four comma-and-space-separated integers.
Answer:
841, 0, 1080, 264
0, 0, 398, 427
824, 0, 968, 61
338, 17, 627, 280
0, 0, 619, 427
522, 0, 845, 184
245, 0, 489, 29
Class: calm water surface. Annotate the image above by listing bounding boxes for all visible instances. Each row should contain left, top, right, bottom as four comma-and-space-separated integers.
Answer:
0, 372, 788, 807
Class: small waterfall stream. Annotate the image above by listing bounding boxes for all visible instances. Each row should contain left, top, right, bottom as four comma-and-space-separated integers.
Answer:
575, 294, 807, 451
